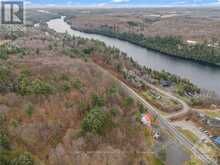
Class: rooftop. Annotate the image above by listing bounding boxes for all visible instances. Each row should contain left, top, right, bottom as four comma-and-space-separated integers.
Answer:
214, 137, 220, 145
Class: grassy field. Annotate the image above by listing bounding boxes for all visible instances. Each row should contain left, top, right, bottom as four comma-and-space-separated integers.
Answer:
202, 110, 220, 118
141, 90, 182, 114
178, 128, 199, 144
185, 156, 204, 165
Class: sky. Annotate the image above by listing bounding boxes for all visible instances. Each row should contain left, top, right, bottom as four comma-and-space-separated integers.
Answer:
24, 0, 220, 7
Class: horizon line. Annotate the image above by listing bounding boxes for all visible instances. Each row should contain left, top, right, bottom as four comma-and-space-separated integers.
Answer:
26, 3, 220, 9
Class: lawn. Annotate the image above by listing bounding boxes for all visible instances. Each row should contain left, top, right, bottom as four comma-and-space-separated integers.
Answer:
141, 90, 182, 113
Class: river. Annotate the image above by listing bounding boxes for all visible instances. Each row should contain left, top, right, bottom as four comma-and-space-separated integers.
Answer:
47, 16, 220, 96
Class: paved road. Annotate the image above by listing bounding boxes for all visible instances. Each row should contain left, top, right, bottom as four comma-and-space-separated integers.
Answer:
115, 77, 217, 165
62, 36, 215, 164
95, 63, 216, 164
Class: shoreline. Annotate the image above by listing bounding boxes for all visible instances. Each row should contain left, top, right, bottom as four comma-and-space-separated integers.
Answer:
67, 24, 220, 68
47, 17, 220, 96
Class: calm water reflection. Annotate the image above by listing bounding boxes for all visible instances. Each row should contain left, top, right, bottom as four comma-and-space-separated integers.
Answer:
47, 17, 220, 96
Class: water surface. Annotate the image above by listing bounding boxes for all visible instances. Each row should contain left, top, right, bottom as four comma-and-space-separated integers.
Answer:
47, 17, 220, 96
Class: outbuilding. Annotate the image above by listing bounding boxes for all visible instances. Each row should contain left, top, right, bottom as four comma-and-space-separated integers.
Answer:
214, 137, 220, 146
160, 80, 172, 87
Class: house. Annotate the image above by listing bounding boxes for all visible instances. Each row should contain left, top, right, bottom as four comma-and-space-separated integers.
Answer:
160, 80, 172, 87
193, 111, 220, 128
141, 113, 152, 127
185, 92, 194, 97
153, 132, 160, 140
198, 112, 205, 118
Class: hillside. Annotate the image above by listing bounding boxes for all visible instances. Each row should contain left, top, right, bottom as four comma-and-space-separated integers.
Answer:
0, 26, 172, 165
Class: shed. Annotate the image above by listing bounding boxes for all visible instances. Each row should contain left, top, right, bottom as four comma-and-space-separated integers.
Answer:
214, 137, 220, 145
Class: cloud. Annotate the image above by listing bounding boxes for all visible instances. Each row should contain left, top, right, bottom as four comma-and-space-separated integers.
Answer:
112, 0, 130, 3
215, 0, 220, 5
24, 0, 32, 5
97, 3, 108, 6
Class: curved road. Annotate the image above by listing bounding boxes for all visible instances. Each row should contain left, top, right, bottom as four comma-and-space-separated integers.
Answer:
46, 16, 201, 120
94, 64, 215, 164
113, 73, 216, 165
46, 17, 215, 164
143, 81, 190, 120
92, 62, 216, 164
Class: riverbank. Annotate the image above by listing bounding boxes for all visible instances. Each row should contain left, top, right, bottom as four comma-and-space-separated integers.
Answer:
47, 17, 220, 96
68, 25, 220, 67
45, 21, 219, 164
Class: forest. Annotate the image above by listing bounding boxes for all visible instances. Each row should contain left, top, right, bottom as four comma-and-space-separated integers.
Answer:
80, 27, 220, 66
61, 31, 201, 96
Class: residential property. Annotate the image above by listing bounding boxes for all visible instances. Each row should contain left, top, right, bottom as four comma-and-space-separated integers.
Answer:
207, 118, 220, 128
214, 137, 220, 146
193, 111, 220, 128
160, 80, 172, 87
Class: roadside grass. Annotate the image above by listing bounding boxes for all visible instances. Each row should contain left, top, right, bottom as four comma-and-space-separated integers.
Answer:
141, 90, 181, 115
178, 127, 219, 160
142, 100, 169, 116
197, 142, 219, 160
185, 156, 204, 165
178, 95, 193, 106
141, 91, 168, 116
145, 153, 165, 165
202, 110, 220, 118
178, 128, 199, 144
153, 158, 165, 165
